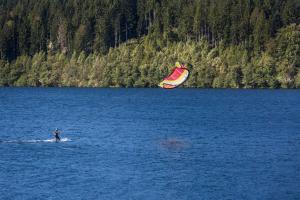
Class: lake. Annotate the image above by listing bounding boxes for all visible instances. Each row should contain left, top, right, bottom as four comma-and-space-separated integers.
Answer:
0, 88, 299, 200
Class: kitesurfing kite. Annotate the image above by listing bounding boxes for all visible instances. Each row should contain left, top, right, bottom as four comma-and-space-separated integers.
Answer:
158, 62, 189, 89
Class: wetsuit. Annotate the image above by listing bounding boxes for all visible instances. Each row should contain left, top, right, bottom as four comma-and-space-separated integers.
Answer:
54, 131, 61, 142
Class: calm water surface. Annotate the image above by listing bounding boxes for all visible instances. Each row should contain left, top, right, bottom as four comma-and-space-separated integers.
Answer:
0, 88, 299, 200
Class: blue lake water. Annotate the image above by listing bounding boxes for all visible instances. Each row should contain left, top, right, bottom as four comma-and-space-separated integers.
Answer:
0, 88, 299, 200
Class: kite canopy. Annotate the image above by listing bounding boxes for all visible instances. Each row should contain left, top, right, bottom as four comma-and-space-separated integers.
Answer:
159, 62, 189, 89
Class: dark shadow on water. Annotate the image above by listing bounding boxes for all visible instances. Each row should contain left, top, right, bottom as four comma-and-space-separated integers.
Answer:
159, 138, 188, 151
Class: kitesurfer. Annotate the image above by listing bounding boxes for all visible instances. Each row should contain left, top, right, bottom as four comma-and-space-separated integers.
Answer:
53, 128, 61, 142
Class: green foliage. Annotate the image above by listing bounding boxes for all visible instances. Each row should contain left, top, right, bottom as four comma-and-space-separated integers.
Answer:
295, 71, 300, 88
0, 1, 299, 88
0, 0, 299, 60
270, 24, 300, 88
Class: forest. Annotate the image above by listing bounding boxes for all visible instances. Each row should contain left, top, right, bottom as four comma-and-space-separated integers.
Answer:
0, 0, 299, 88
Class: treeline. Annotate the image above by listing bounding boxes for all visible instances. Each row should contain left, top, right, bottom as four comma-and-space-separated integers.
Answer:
0, 0, 299, 88
1, 24, 299, 88
0, 0, 299, 60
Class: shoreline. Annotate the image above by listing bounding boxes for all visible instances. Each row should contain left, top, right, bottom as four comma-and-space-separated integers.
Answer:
0, 86, 299, 90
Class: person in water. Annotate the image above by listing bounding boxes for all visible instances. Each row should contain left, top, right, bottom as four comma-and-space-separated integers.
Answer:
53, 128, 61, 142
